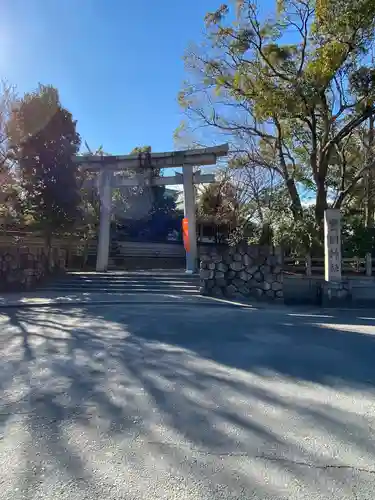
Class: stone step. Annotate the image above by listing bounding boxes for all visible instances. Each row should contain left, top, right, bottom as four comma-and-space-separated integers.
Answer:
40, 271, 200, 295
37, 287, 200, 294
46, 278, 199, 285
49, 279, 200, 287
59, 274, 199, 281
40, 283, 199, 291
64, 271, 198, 278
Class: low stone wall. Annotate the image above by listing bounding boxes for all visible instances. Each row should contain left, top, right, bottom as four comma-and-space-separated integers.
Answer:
200, 244, 283, 300
283, 275, 375, 307
0, 246, 66, 292
321, 280, 351, 307
283, 275, 323, 305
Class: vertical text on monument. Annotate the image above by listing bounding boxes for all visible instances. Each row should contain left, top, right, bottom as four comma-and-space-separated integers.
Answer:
324, 209, 342, 281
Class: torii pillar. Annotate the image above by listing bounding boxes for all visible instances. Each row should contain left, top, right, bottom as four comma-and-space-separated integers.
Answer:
74, 144, 229, 273
97, 168, 112, 272
182, 164, 198, 273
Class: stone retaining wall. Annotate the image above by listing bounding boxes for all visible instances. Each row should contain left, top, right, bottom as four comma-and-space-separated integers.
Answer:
200, 244, 283, 300
0, 246, 66, 292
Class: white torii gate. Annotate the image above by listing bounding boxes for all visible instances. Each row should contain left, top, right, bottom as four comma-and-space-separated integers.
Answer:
73, 144, 229, 273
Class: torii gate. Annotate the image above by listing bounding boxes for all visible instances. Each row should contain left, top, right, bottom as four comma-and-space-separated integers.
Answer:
73, 144, 229, 273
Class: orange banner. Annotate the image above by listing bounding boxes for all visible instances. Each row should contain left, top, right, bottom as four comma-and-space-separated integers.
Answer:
182, 218, 190, 252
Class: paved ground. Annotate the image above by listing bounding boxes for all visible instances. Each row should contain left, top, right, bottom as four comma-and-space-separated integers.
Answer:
1, 302, 375, 499
0, 291, 211, 308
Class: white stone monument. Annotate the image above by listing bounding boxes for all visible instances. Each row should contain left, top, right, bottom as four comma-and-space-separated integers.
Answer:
324, 209, 342, 282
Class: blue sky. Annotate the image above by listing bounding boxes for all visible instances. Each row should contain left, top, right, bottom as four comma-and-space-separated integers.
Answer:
0, 0, 221, 154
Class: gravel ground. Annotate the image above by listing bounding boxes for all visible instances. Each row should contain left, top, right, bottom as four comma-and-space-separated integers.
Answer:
0, 303, 375, 499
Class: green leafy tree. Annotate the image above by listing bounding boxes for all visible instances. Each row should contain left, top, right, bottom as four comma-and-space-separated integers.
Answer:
7, 84, 81, 242
179, 0, 375, 227
197, 176, 254, 243
198, 179, 243, 225
271, 207, 322, 255
77, 143, 109, 236
0, 81, 20, 229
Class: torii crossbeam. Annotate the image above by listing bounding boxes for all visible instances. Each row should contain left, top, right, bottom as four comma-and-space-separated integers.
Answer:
74, 144, 229, 273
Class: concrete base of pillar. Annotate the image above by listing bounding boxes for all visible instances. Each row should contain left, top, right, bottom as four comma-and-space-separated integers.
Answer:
321, 280, 351, 307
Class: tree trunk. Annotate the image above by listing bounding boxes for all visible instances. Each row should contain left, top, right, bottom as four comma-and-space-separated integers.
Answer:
82, 239, 89, 270
45, 231, 52, 273
315, 176, 327, 226
286, 178, 303, 220
365, 115, 374, 228
274, 119, 303, 221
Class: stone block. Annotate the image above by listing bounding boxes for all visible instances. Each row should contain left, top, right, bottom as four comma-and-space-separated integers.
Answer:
208, 262, 216, 270
263, 273, 274, 284
263, 281, 271, 291
247, 246, 259, 258
233, 278, 245, 288
248, 279, 258, 289
200, 254, 211, 263
207, 279, 215, 289
216, 278, 227, 287
271, 281, 283, 291
238, 242, 247, 255
212, 286, 223, 297
217, 262, 228, 273
255, 255, 267, 265
229, 261, 244, 272
227, 270, 236, 279
260, 264, 271, 275
274, 250, 283, 265
266, 255, 276, 266
223, 254, 233, 265
215, 271, 225, 280
233, 253, 242, 262
201, 269, 214, 280
239, 270, 248, 281
242, 253, 251, 267
254, 271, 263, 282
247, 265, 259, 276
259, 245, 271, 256
226, 284, 237, 297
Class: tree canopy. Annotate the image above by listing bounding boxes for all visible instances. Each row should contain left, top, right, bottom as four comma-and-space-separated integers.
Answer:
6, 84, 81, 238
179, 0, 375, 231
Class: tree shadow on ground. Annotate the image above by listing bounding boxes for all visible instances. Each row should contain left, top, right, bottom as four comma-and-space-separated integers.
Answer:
0, 304, 375, 498
89, 305, 375, 390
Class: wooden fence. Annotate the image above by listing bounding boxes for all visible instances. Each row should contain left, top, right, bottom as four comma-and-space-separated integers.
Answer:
284, 254, 375, 277
0, 234, 79, 249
